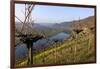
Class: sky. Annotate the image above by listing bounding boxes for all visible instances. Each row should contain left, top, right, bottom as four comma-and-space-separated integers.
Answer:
15, 4, 94, 24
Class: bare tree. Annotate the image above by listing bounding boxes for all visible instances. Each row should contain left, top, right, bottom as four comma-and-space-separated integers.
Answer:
15, 4, 44, 65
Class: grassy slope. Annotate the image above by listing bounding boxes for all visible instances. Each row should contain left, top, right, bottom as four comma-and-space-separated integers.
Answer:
15, 29, 95, 67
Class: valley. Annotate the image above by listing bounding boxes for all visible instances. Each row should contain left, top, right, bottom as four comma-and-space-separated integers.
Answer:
15, 16, 96, 67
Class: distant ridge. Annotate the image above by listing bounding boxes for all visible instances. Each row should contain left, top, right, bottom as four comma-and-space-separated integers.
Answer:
71, 16, 95, 30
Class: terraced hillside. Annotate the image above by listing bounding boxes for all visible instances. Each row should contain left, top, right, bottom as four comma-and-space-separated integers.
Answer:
15, 28, 96, 67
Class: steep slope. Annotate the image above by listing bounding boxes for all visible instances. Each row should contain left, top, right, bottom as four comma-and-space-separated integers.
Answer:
15, 28, 95, 67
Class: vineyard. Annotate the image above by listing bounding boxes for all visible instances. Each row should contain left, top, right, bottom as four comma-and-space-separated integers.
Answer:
15, 28, 95, 67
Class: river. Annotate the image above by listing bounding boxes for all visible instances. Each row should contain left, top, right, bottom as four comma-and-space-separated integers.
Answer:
15, 32, 70, 60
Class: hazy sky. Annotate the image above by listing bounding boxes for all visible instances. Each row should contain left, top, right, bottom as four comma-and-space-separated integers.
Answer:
15, 4, 94, 24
